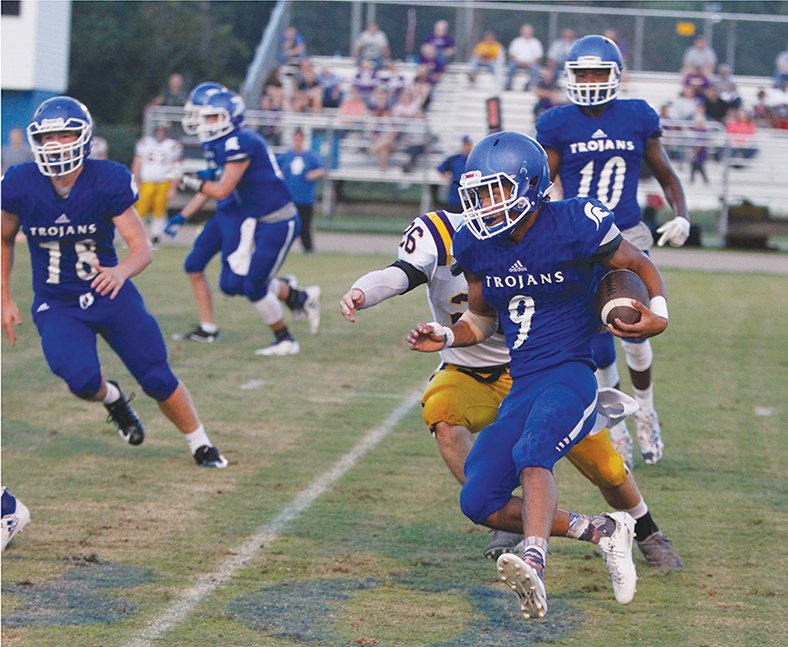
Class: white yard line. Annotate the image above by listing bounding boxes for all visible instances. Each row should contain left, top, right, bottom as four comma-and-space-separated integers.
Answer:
127, 390, 422, 647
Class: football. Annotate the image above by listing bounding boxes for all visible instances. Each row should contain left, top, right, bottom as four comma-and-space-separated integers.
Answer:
595, 269, 650, 328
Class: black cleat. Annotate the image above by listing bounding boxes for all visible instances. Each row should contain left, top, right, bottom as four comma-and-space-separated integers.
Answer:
193, 445, 228, 468
104, 381, 145, 445
172, 326, 220, 343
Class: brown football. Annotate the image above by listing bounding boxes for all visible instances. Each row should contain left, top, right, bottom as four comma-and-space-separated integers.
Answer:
595, 269, 650, 328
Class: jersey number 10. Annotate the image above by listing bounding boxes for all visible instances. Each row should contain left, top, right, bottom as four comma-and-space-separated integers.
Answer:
576, 156, 626, 210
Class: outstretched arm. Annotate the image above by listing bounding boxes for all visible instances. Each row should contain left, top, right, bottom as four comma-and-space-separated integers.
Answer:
1, 211, 22, 345
339, 264, 417, 323
644, 136, 691, 246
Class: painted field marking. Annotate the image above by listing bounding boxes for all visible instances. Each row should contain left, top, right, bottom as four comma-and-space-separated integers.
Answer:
240, 379, 269, 391
127, 389, 422, 647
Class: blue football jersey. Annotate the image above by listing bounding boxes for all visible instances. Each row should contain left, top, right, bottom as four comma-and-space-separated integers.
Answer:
452, 197, 620, 378
2, 160, 137, 301
276, 149, 325, 205
201, 127, 294, 217
536, 99, 660, 230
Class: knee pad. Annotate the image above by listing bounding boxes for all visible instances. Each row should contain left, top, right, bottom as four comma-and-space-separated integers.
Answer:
67, 371, 102, 400
621, 338, 653, 372
591, 331, 617, 371
184, 253, 208, 274
422, 388, 460, 431
252, 290, 284, 325
243, 275, 271, 303
595, 363, 620, 389
566, 430, 628, 489
138, 363, 179, 401
459, 482, 492, 525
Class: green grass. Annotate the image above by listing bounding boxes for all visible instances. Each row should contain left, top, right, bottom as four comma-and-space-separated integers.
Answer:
2, 245, 787, 646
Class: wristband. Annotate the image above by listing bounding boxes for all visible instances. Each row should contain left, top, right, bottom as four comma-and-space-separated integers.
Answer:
649, 295, 669, 320
427, 322, 454, 348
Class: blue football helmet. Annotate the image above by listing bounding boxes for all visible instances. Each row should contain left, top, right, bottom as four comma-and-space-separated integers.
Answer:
26, 96, 93, 177
564, 35, 623, 106
459, 131, 553, 240
182, 81, 228, 136
193, 90, 245, 142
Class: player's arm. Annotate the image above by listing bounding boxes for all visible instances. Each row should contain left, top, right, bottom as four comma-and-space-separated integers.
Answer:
182, 159, 251, 201
1, 210, 22, 345
407, 270, 497, 352
644, 136, 691, 247
340, 261, 425, 323
599, 237, 668, 340
92, 206, 153, 299
130, 153, 142, 186
543, 146, 565, 199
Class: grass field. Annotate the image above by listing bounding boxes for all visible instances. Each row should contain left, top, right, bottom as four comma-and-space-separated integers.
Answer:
2, 243, 787, 647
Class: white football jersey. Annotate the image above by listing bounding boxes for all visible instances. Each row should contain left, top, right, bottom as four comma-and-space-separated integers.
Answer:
134, 136, 183, 183
397, 210, 510, 368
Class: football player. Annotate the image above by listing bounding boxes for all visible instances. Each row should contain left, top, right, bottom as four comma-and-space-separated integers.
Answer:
536, 34, 691, 467
1, 96, 227, 468
166, 83, 320, 352
407, 132, 673, 620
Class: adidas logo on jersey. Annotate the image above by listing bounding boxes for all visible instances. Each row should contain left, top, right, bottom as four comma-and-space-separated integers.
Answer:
54, 213, 71, 224
509, 260, 528, 273
591, 129, 608, 139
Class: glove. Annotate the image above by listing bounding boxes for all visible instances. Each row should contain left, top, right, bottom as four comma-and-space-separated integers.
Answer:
656, 217, 691, 247
178, 172, 205, 193
164, 213, 186, 238
195, 168, 217, 182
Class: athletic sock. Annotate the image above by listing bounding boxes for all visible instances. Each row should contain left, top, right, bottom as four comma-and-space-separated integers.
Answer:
633, 384, 654, 413
182, 425, 211, 455
200, 322, 218, 334
566, 512, 616, 544
102, 381, 121, 405
633, 511, 660, 543
521, 536, 548, 578
274, 327, 293, 342
285, 287, 307, 310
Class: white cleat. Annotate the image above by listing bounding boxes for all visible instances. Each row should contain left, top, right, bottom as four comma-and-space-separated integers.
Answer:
609, 420, 634, 471
598, 512, 637, 604
303, 285, 321, 335
496, 553, 548, 620
635, 410, 664, 465
255, 338, 300, 356
1, 489, 31, 551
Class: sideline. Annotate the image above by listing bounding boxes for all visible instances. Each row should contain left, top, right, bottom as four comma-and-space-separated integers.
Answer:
126, 390, 422, 647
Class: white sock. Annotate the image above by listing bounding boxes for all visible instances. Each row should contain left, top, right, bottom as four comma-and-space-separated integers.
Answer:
522, 536, 548, 567
182, 425, 211, 455
200, 322, 218, 334
102, 381, 121, 404
626, 497, 649, 520
633, 385, 654, 413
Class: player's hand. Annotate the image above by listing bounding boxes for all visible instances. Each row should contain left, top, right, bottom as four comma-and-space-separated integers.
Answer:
607, 300, 668, 340
407, 321, 450, 353
91, 264, 127, 299
2, 300, 22, 346
656, 217, 690, 247
165, 213, 186, 238
178, 173, 205, 193
339, 288, 365, 323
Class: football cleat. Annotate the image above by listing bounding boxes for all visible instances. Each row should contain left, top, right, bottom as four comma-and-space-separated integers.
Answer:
635, 410, 664, 464
303, 285, 322, 335
104, 381, 145, 446
609, 420, 634, 471
637, 531, 683, 571
483, 529, 525, 560
255, 337, 300, 356
172, 326, 220, 343
597, 512, 637, 604
496, 553, 548, 620
1, 488, 31, 551
193, 445, 228, 468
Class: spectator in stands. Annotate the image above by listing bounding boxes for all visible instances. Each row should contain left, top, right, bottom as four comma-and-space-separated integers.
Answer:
367, 88, 398, 171
88, 136, 109, 160
681, 37, 717, 79
546, 28, 576, 76
773, 40, 788, 88
505, 23, 543, 91
725, 108, 758, 161
393, 91, 432, 173
682, 64, 711, 98
259, 93, 284, 146
752, 88, 774, 128
673, 85, 701, 121
353, 22, 390, 69
532, 65, 562, 119
714, 64, 742, 110
418, 43, 447, 85
437, 135, 473, 210
263, 66, 288, 110
353, 59, 380, 103
277, 128, 327, 254
338, 87, 369, 131
603, 27, 629, 84
292, 58, 323, 113
318, 66, 344, 109
658, 103, 684, 163
422, 19, 455, 65
149, 72, 188, 107
703, 84, 731, 123
279, 26, 306, 66
1, 127, 34, 173
380, 60, 407, 100
467, 31, 503, 84
766, 78, 788, 129
411, 64, 435, 111
689, 114, 710, 185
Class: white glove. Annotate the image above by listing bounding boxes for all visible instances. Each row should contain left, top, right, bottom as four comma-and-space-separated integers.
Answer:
178, 173, 205, 193
656, 217, 691, 247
